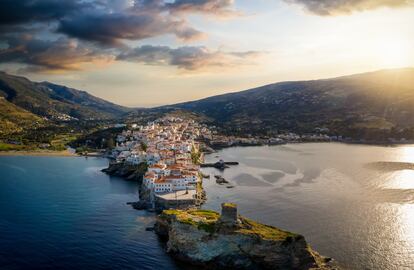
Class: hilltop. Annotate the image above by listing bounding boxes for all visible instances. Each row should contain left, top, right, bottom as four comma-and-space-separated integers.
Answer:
0, 71, 131, 150
163, 68, 414, 140
0, 72, 130, 122
2, 67, 414, 150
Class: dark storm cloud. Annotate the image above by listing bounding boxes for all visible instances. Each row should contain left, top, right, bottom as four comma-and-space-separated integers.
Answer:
0, 0, 232, 46
57, 11, 205, 46
285, 0, 413, 16
117, 45, 262, 71
0, 35, 114, 72
0, 0, 85, 25
0, 0, 248, 72
56, 0, 236, 45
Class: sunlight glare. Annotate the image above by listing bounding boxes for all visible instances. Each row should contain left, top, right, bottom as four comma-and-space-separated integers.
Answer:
375, 40, 410, 68
401, 146, 414, 163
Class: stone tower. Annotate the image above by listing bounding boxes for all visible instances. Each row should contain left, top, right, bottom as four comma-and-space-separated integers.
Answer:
219, 202, 238, 225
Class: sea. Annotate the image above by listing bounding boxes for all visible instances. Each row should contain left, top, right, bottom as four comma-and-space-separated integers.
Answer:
1, 143, 414, 270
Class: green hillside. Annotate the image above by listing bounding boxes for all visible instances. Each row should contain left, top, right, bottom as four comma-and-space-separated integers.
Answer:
0, 97, 43, 136
0, 72, 130, 121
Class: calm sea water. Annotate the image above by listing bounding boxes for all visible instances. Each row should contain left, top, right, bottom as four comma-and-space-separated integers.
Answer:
202, 143, 414, 270
0, 156, 181, 270
1, 143, 414, 270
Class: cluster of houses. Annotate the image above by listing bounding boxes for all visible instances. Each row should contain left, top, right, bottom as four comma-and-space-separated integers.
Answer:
207, 132, 341, 148
111, 116, 206, 206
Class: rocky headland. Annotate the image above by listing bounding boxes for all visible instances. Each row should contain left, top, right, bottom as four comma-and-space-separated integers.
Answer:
101, 161, 148, 182
155, 203, 337, 270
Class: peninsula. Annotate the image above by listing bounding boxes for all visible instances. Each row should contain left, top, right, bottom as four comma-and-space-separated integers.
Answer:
101, 115, 339, 268
155, 203, 336, 269
102, 116, 207, 210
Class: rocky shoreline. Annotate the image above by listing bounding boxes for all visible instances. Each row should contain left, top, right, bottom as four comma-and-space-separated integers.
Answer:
155, 203, 338, 270
102, 160, 207, 211
101, 161, 148, 182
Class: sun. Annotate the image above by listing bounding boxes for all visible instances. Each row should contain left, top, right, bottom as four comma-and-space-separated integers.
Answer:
375, 40, 411, 68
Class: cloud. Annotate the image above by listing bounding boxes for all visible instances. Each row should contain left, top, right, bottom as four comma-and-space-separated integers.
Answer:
0, 0, 234, 47
57, 0, 237, 45
0, 0, 242, 72
0, 35, 114, 72
0, 0, 86, 25
58, 11, 205, 46
166, 0, 238, 17
117, 45, 262, 71
285, 0, 413, 16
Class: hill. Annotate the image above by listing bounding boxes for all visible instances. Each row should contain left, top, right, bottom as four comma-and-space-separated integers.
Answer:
0, 72, 130, 121
0, 97, 44, 136
164, 68, 414, 140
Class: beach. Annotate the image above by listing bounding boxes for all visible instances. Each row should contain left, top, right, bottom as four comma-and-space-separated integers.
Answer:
0, 149, 78, 157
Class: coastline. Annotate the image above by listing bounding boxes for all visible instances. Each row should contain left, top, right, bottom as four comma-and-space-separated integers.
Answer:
208, 140, 414, 152
1, 140, 412, 158
0, 149, 79, 157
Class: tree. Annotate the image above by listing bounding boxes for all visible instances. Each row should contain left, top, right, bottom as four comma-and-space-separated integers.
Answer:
140, 141, 148, 151
106, 137, 115, 149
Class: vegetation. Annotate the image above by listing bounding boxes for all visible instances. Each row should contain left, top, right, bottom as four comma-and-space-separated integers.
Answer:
0, 142, 29, 151
0, 98, 44, 136
162, 208, 299, 240
191, 145, 202, 164
237, 218, 299, 241
0, 71, 133, 152
3, 68, 414, 151
162, 209, 219, 233
70, 126, 124, 150
162, 68, 414, 141
222, 202, 237, 208
0, 72, 130, 121
140, 141, 148, 152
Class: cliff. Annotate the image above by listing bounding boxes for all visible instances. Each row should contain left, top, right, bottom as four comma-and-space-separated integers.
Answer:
101, 161, 148, 182
155, 204, 337, 269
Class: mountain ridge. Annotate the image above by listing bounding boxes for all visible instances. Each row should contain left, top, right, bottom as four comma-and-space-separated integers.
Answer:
2, 67, 414, 141
165, 68, 413, 106
0, 71, 131, 122
161, 67, 414, 140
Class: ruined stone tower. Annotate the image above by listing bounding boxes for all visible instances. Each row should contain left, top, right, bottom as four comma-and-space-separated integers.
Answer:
219, 202, 238, 225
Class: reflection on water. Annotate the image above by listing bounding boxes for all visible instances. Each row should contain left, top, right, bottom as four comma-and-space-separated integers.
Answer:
233, 173, 271, 186
401, 146, 414, 163
202, 143, 414, 270
382, 170, 414, 190
262, 171, 285, 183
1, 145, 414, 270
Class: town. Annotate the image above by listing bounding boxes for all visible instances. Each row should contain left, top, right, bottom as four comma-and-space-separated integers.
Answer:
108, 116, 209, 210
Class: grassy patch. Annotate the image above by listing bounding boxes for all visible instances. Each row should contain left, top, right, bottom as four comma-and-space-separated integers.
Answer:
222, 202, 237, 208
50, 134, 78, 150
0, 143, 25, 151
161, 209, 299, 241
162, 209, 219, 233
188, 209, 220, 220
237, 218, 298, 241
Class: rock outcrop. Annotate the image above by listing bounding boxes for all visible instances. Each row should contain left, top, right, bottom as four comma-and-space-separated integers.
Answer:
155, 203, 337, 270
201, 160, 239, 170
101, 161, 148, 182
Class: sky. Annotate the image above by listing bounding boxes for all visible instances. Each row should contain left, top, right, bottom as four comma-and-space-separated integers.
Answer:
0, 0, 413, 107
